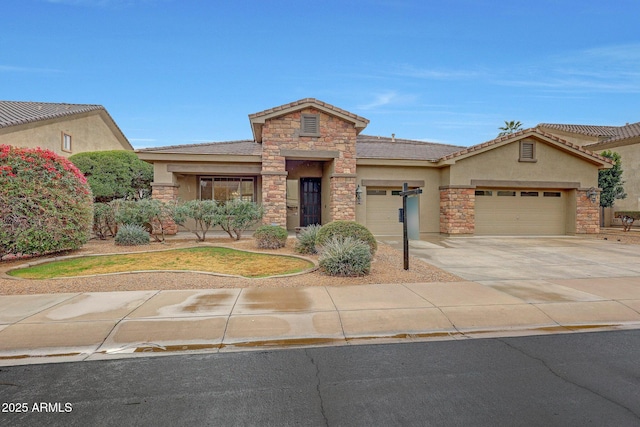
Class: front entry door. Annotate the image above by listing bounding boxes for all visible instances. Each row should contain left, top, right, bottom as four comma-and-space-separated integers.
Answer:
300, 178, 321, 226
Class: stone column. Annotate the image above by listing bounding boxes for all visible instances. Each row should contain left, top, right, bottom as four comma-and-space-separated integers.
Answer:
330, 174, 357, 221
261, 171, 288, 226
439, 186, 475, 235
151, 183, 179, 235
576, 188, 600, 234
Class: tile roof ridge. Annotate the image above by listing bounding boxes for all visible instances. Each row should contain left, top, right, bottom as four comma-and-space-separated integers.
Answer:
136, 139, 254, 151
249, 98, 369, 123
357, 134, 464, 148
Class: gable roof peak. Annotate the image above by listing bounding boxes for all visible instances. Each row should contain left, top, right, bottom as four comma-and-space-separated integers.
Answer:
249, 98, 369, 142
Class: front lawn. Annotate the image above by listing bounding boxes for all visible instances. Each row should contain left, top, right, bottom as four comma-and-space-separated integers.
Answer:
8, 247, 314, 279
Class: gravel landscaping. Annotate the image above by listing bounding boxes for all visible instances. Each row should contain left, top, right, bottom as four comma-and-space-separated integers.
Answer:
0, 236, 461, 295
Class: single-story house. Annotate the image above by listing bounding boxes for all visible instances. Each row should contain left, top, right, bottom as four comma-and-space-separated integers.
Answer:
0, 101, 133, 157
539, 122, 640, 226
137, 98, 611, 237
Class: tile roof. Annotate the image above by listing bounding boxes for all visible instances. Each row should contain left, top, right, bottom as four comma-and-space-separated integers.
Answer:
539, 121, 640, 146
136, 140, 262, 156
439, 127, 612, 164
0, 100, 106, 129
356, 135, 463, 161
249, 98, 369, 124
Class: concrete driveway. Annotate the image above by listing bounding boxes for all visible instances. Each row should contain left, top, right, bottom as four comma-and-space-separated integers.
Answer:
381, 236, 640, 282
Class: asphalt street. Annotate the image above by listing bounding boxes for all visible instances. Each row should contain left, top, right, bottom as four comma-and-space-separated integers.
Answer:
1, 330, 639, 426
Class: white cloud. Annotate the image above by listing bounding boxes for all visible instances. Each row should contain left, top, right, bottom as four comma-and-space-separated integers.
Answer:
357, 91, 418, 110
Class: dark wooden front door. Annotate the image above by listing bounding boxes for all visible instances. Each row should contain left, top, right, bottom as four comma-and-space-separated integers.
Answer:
300, 178, 321, 226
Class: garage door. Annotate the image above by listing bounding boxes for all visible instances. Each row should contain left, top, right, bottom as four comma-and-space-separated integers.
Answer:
475, 189, 566, 235
366, 188, 402, 235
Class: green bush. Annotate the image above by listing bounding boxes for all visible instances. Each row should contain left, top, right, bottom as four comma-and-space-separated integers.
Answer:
315, 221, 377, 254
114, 224, 150, 246
114, 198, 171, 242
69, 150, 153, 202
1, 145, 93, 257
253, 225, 288, 249
215, 199, 264, 240
93, 202, 117, 240
318, 236, 372, 276
171, 199, 219, 241
295, 224, 321, 254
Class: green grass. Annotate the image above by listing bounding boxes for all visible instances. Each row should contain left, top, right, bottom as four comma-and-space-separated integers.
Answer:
9, 247, 314, 279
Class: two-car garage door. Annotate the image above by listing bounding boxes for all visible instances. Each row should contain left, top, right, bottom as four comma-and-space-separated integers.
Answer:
474, 189, 566, 235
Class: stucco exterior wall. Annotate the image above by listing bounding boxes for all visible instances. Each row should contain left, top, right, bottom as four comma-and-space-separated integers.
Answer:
0, 112, 130, 157
448, 139, 599, 188
356, 165, 441, 233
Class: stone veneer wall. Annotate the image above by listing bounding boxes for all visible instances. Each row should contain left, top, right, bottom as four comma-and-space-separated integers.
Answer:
151, 183, 179, 235
440, 187, 475, 234
260, 108, 357, 227
575, 189, 600, 234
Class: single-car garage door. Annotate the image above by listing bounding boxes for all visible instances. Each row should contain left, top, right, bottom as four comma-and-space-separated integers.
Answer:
475, 189, 566, 235
366, 188, 402, 235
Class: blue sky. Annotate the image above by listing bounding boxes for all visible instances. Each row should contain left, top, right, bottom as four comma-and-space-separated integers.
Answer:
3, 0, 639, 149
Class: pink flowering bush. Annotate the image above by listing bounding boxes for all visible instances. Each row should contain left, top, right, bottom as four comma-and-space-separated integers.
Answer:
0, 145, 93, 257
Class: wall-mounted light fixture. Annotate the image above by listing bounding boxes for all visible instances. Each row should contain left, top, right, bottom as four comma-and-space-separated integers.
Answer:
356, 185, 363, 204
586, 187, 598, 203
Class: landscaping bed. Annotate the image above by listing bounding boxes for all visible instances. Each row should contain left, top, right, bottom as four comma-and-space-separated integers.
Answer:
0, 237, 461, 295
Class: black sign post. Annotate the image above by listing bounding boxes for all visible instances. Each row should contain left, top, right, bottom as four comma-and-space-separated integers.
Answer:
399, 182, 422, 270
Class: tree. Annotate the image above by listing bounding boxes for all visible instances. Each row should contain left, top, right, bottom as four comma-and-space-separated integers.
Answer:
0, 145, 93, 257
214, 199, 264, 240
69, 150, 153, 202
598, 150, 626, 207
498, 120, 523, 136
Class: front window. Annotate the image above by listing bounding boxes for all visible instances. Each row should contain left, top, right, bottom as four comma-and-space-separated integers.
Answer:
200, 177, 255, 203
62, 133, 72, 152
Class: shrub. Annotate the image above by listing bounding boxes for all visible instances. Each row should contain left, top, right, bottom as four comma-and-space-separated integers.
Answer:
295, 224, 321, 254
1, 145, 93, 257
253, 225, 288, 249
93, 202, 117, 240
171, 199, 219, 241
114, 198, 171, 242
215, 199, 264, 240
315, 220, 377, 254
114, 224, 150, 246
318, 236, 372, 276
69, 150, 154, 202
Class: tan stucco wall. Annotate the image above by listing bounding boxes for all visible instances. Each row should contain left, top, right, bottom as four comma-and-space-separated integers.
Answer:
594, 144, 640, 213
356, 165, 441, 233
0, 113, 130, 157
448, 139, 599, 188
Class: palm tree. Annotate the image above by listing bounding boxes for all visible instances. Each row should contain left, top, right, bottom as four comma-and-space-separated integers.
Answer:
498, 120, 523, 136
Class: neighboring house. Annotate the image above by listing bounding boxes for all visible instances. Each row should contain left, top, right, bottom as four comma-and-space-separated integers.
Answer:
137, 98, 611, 237
539, 122, 640, 226
0, 101, 133, 157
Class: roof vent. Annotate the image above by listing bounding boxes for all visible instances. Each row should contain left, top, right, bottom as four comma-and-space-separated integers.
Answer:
392, 133, 395, 142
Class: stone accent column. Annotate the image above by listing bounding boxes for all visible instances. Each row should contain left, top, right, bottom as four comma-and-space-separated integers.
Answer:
151, 183, 179, 235
440, 187, 475, 235
576, 188, 600, 234
261, 172, 288, 226
330, 175, 356, 221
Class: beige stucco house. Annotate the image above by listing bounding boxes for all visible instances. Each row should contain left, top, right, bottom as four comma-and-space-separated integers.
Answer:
137, 98, 611, 237
0, 101, 133, 157
539, 122, 640, 226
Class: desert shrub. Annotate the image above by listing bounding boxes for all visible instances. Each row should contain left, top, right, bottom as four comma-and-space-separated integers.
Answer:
253, 225, 288, 249
295, 224, 321, 254
315, 220, 377, 254
171, 199, 219, 241
114, 224, 150, 246
93, 202, 117, 239
0, 145, 93, 257
215, 199, 264, 240
69, 150, 153, 202
114, 198, 170, 242
318, 236, 372, 277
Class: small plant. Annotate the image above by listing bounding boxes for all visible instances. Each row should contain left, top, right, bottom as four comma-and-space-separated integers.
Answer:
171, 199, 219, 241
295, 224, 321, 254
114, 224, 150, 246
253, 225, 288, 249
318, 236, 372, 277
215, 199, 264, 240
315, 220, 377, 254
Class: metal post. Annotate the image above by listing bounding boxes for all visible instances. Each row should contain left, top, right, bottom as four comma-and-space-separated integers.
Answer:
402, 182, 409, 270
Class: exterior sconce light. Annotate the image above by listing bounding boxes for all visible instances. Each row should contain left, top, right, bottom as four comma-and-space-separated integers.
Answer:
586, 187, 598, 203
356, 185, 363, 204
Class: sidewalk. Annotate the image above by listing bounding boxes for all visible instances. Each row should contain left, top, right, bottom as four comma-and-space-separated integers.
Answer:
1, 277, 640, 366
